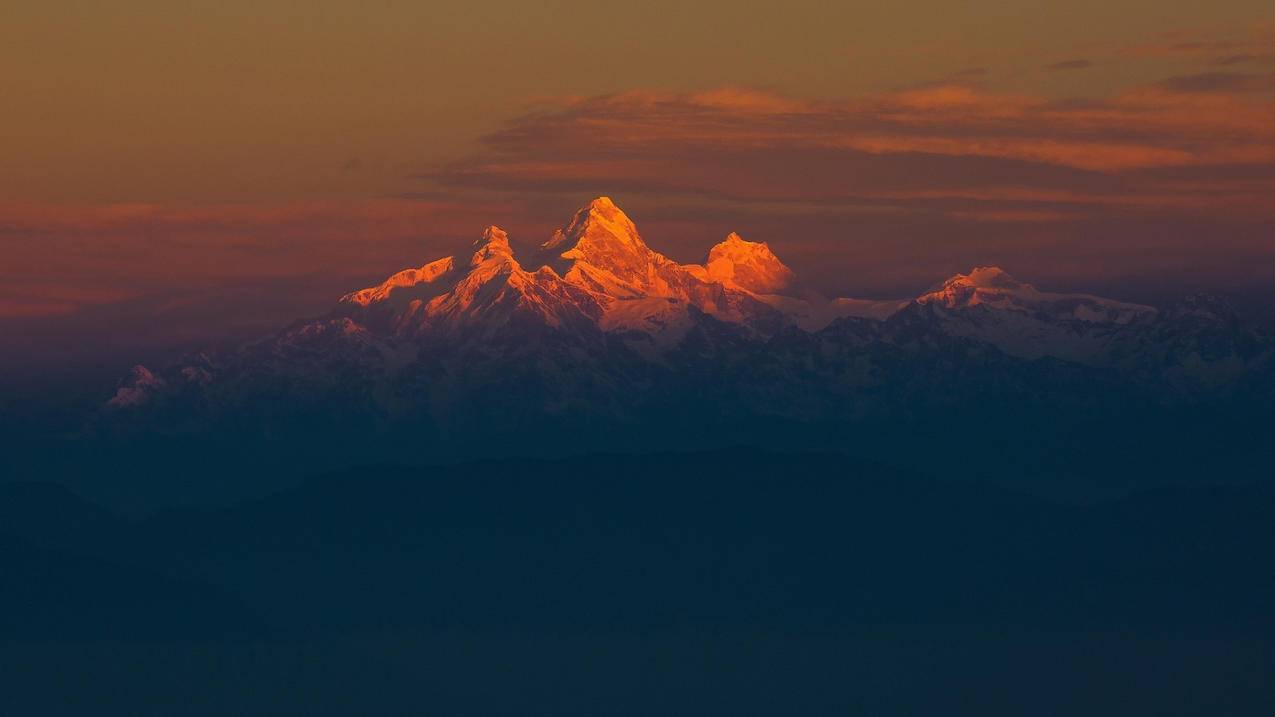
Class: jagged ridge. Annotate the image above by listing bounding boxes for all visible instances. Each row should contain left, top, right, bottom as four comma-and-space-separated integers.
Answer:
337, 196, 797, 338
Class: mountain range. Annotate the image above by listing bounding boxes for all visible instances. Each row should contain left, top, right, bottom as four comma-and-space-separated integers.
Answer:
7, 201, 1275, 716
102, 197, 1272, 464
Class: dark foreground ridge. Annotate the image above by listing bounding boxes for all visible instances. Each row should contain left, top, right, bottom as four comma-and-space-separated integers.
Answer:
3, 450, 1273, 715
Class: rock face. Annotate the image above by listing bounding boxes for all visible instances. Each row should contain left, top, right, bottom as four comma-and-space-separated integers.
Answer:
108, 197, 1273, 440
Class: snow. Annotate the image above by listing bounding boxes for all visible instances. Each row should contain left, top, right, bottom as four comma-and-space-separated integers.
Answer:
918, 266, 1156, 324
702, 232, 796, 294
339, 256, 456, 307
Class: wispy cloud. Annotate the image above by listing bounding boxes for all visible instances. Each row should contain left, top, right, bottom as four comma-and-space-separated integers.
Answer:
1156, 71, 1275, 93
438, 79, 1275, 217
1213, 53, 1258, 66
1044, 59, 1093, 71
1118, 27, 1275, 66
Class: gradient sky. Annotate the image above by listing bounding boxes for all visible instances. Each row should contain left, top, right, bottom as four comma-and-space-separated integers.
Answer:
3, 2, 1274, 373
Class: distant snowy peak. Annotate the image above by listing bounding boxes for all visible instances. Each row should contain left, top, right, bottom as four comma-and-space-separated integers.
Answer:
919, 266, 1044, 308
697, 233, 797, 295
339, 256, 456, 308
542, 196, 645, 257
537, 196, 675, 298
471, 225, 515, 265
918, 266, 1156, 324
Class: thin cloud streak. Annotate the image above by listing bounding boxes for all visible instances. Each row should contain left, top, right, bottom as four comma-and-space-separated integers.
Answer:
1045, 59, 1093, 71
439, 80, 1275, 216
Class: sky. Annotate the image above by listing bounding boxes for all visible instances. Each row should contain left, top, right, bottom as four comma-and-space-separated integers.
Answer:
2, 1, 1274, 373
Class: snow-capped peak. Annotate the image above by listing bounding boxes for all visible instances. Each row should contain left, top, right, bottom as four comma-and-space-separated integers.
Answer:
534, 196, 683, 299
541, 196, 648, 261
339, 256, 457, 308
906, 265, 1160, 362
917, 266, 1154, 324
702, 232, 796, 295
471, 225, 514, 266
925, 266, 1031, 298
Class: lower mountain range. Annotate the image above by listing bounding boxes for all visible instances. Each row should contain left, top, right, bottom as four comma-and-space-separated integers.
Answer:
4, 451, 1274, 714
57, 197, 1267, 507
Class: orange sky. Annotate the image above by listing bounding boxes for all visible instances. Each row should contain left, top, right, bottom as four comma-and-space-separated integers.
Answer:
2, 3, 1274, 370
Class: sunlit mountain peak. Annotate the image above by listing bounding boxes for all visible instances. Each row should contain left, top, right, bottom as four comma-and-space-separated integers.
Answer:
470, 225, 515, 266
701, 232, 796, 295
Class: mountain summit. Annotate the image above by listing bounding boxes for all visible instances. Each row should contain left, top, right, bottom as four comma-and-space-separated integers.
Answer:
542, 196, 649, 262
538, 196, 688, 299
471, 225, 514, 265
696, 233, 796, 295
918, 266, 1154, 323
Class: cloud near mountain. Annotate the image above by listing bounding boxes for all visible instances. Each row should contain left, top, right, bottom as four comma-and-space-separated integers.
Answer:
438, 83, 1275, 220
4, 64, 1274, 372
